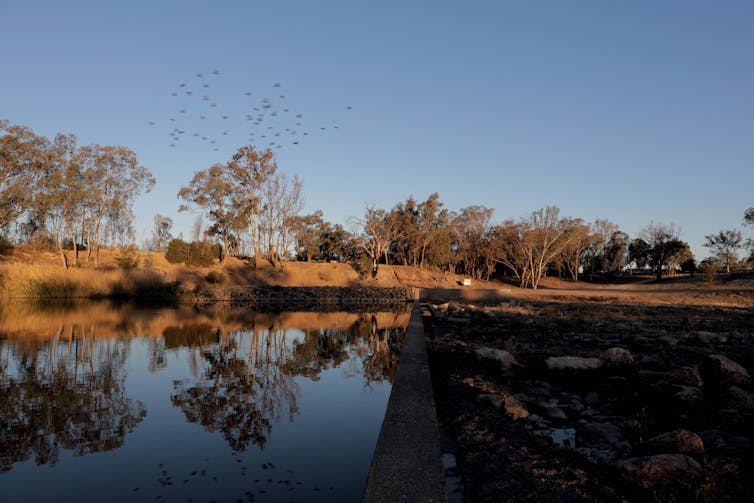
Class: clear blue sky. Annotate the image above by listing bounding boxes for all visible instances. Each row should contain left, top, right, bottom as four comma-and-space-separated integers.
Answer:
2, 0, 752, 260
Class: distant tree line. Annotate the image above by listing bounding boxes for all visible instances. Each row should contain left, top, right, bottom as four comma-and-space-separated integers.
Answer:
3, 119, 753, 286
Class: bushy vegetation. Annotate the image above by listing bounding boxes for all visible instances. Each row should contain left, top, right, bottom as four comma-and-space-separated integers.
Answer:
117, 246, 140, 270
165, 239, 221, 267
0, 236, 13, 256
0, 262, 181, 302
108, 271, 181, 304
205, 270, 227, 284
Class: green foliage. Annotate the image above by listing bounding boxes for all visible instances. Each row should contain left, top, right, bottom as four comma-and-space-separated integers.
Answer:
165, 239, 221, 267
205, 271, 227, 284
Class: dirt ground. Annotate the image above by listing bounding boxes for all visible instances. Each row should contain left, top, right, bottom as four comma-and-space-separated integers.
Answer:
425, 278, 754, 502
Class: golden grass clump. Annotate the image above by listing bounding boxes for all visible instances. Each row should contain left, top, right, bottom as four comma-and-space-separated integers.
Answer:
0, 262, 121, 298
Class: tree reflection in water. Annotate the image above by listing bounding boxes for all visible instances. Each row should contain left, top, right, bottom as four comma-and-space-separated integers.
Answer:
171, 325, 299, 451
170, 313, 405, 452
0, 325, 146, 472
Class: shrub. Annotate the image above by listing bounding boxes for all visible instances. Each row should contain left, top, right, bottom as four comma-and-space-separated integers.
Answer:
205, 271, 227, 284
117, 246, 140, 270
700, 259, 717, 287
166, 239, 220, 267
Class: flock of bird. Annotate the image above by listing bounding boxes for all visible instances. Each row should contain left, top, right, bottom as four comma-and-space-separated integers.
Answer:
148, 69, 352, 152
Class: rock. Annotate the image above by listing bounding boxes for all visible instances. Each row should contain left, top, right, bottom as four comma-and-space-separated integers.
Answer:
545, 406, 568, 420
478, 392, 529, 420
600, 347, 636, 371
619, 454, 701, 490
577, 422, 631, 452
671, 385, 704, 413
478, 393, 504, 409
545, 356, 602, 372
697, 430, 752, 457
701, 354, 751, 388
719, 386, 754, 433
639, 430, 705, 455
689, 331, 727, 345
666, 366, 703, 388
475, 347, 519, 370
585, 392, 600, 405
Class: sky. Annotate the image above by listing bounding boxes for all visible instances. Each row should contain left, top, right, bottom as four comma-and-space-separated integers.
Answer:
1, 0, 752, 260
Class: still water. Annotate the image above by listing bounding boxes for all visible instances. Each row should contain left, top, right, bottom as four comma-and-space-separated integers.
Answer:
0, 302, 409, 502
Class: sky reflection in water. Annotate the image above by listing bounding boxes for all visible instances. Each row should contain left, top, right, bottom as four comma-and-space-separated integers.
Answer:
0, 302, 409, 502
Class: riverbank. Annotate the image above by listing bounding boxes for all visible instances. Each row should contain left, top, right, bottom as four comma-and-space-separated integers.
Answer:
0, 247, 483, 302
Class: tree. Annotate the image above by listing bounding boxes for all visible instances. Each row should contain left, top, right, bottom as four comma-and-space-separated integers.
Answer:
603, 231, 629, 276
744, 208, 754, 264
290, 211, 325, 261
744, 207, 754, 227
150, 214, 173, 252
356, 204, 400, 277
635, 222, 692, 279
0, 120, 50, 233
77, 144, 154, 267
179, 164, 243, 261
508, 206, 575, 289
581, 219, 620, 279
260, 171, 304, 266
704, 229, 743, 273
416, 193, 450, 268
450, 205, 495, 279
557, 218, 590, 281
225, 146, 277, 267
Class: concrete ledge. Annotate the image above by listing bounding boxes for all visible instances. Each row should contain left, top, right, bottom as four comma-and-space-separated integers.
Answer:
363, 302, 446, 503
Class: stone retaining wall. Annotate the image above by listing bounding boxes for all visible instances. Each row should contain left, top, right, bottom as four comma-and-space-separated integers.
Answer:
191, 285, 417, 311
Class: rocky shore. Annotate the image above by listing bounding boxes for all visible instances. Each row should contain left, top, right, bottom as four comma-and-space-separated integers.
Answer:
426, 299, 754, 501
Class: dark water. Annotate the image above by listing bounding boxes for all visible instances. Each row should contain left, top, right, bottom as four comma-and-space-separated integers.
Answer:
0, 302, 409, 502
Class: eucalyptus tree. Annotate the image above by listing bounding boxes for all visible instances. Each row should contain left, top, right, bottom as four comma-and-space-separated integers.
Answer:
491, 206, 575, 289
0, 120, 50, 234
35, 134, 85, 268
225, 146, 277, 266
260, 171, 303, 266
78, 144, 154, 266
415, 193, 450, 268
704, 229, 743, 273
450, 205, 494, 279
557, 218, 590, 281
179, 163, 245, 261
356, 204, 400, 277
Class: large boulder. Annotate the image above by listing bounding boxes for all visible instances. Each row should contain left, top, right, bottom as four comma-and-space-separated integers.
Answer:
545, 356, 601, 372
638, 429, 705, 455
701, 354, 751, 389
619, 454, 701, 490
475, 346, 519, 371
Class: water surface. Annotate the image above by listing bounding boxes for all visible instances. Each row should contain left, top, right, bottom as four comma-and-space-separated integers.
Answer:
0, 302, 409, 502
